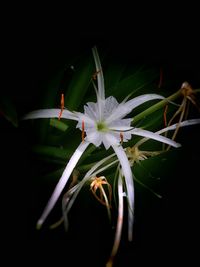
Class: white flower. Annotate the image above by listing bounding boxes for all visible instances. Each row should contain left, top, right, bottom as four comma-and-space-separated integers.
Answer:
23, 47, 181, 234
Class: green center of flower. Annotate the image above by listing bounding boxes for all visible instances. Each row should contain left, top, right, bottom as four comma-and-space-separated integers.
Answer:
96, 121, 108, 132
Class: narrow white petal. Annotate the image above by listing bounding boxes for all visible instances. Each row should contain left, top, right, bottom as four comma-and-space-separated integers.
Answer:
112, 144, 134, 241
92, 46, 105, 100
22, 109, 78, 121
131, 128, 181, 148
106, 173, 124, 267
156, 119, 200, 135
106, 94, 165, 123
135, 119, 200, 148
36, 141, 90, 228
124, 94, 165, 111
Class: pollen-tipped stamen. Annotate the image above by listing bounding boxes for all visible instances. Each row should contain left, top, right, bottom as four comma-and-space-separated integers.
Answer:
163, 104, 168, 127
58, 93, 65, 120
92, 69, 101, 80
90, 177, 112, 208
82, 120, 85, 142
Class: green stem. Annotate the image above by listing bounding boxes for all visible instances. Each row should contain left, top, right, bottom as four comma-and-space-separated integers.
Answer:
133, 88, 200, 124
133, 90, 182, 124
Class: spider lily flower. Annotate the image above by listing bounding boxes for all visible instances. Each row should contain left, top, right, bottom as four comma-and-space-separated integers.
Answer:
22, 46, 181, 233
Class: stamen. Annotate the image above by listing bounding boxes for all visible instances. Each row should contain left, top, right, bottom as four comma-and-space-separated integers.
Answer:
92, 70, 101, 80
181, 81, 193, 97
120, 132, 123, 144
58, 93, 65, 120
90, 176, 112, 208
163, 105, 168, 127
82, 120, 85, 142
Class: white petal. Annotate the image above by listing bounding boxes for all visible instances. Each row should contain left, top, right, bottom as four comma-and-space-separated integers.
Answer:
105, 102, 131, 123
104, 96, 119, 118
84, 102, 99, 121
36, 141, 90, 229
112, 144, 134, 241
75, 112, 95, 130
103, 133, 119, 149
107, 173, 124, 265
108, 118, 132, 131
156, 119, 200, 135
22, 108, 78, 121
122, 132, 132, 141
135, 119, 200, 148
124, 94, 165, 112
92, 46, 105, 100
85, 131, 102, 147
131, 128, 181, 147
106, 94, 165, 123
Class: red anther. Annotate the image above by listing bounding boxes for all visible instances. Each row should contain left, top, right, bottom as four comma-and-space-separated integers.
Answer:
58, 93, 64, 120
61, 93, 64, 109
92, 70, 101, 80
163, 105, 168, 127
82, 120, 85, 142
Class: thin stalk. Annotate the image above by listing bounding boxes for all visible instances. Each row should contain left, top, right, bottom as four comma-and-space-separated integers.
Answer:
133, 89, 181, 124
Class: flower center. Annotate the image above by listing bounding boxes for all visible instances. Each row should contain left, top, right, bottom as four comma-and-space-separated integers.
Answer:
96, 121, 108, 132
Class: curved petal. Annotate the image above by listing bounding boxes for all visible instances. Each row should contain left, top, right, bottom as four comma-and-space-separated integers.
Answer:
156, 118, 200, 135
106, 94, 165, 123
36, 141, 90, 229
131, 128, 181, 147
103, 133, 119, 149
22, 108, 78, 121
134, 119, 200, 148
112, 144, 134, 241
106, 173, 124, 266
84, 102, 99, 121
104, 96, 119, 118
92, 46, 105, 100
124, 94, 165, 112
85, 131, 102, 147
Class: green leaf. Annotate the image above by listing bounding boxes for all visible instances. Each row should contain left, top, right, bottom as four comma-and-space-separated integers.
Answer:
104, 63, 126, 94
32, 145, 73, 160
107, 66, 159, 100
50, 118, 69, 132
36, 69, 65, 143
64, 53, 94, 110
